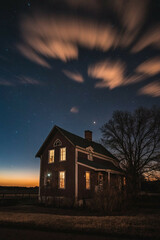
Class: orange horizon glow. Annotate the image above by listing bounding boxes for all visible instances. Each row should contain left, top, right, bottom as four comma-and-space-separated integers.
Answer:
0, 169, 39, 187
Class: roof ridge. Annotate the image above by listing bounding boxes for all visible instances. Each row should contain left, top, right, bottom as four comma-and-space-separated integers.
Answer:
56, 125, 100, 145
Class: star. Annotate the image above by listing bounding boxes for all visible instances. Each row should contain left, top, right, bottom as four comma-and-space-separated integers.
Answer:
93, 121, 96, 125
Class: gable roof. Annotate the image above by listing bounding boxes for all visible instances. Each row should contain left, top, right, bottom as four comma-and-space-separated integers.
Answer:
35, 125, 118, 162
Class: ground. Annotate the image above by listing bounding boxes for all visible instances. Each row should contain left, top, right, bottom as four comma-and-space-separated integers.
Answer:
0, 194, 160, 239
0, 201, 160, 240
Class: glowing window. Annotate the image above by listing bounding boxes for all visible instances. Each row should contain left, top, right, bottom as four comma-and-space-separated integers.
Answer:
86, 171, 90, 190
60, 147, 66, 161
59, 171, 65, 189
48, 149, 54, 163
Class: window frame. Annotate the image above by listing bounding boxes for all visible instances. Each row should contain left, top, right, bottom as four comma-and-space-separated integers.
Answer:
48, 149, 55, 164
58, 170, 66, 189
60, 147, 66, 161
85, 171, 91, 190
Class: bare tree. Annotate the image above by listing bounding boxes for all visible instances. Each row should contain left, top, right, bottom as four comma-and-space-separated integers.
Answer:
101, 106, 160, 193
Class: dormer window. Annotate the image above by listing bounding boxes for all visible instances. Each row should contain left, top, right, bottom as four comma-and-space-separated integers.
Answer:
86, 146, 94, 161
53, 139, 62, 147
88, 153, 93, 161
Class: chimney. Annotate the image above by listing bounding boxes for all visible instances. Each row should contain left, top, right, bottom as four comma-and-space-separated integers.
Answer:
84, 130, 92, 141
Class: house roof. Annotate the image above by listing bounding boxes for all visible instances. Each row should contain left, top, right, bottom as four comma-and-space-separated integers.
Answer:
78, 159, 123, 173
35, 125, 118, 162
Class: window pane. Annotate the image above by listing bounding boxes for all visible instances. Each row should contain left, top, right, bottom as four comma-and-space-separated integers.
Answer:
49, 150, 54, 163
59, 171, 65, 189
60, 147, 66, 161
86, 171, 90, 190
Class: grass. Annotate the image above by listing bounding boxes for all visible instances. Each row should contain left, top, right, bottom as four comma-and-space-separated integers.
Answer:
0, 208, 160, 239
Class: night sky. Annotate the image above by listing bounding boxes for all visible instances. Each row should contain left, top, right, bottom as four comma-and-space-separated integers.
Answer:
0, 0, 160, 186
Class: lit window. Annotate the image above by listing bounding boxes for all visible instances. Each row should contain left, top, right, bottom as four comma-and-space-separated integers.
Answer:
60, 147, 66, 161
88, 153, 93, 161
44, 173, 51, 186
48, 149, 54, 163
59, 171, 65, 189
86, 171, 90, 190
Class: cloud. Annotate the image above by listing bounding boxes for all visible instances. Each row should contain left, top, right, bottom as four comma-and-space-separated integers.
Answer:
108, 0, 149, 47
18, 13, 118, 66
63, 70, 84, 83
0, 79, 14, 86
88, 60, 146, 89
138, 81, 160, 97
88, 60, 125, 89
17, 0, 150, 67
70, 106, 79, 113
17, 44, 51, 68
132, 25, 160, 53
136, 57, 160, 76
17, 76, 41, 85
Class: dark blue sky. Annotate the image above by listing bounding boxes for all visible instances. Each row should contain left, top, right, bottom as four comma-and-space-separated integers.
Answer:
0, 0, 160, 186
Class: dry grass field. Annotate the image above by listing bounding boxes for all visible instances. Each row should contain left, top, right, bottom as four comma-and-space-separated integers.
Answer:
0, 208, 160, 239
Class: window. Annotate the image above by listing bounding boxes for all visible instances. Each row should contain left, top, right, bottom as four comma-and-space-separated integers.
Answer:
44, 172, 52, 186
98, 173, 103, 191
85, 171, 90, 190
53, 139, 62, 147
60, 147, 66, 161
48, 149, 54, 163
88, 153, 93, 161
59, 171, 65, 189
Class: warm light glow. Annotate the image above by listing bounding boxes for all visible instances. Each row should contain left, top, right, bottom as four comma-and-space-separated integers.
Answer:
59, 171, 65, 189
86, 171, 90, 190
48, 149, 55, 163
0, 169, 39, 187
60, 147, 66, 161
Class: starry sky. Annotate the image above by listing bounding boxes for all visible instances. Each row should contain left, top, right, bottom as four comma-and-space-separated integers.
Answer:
0, 0, 160, 186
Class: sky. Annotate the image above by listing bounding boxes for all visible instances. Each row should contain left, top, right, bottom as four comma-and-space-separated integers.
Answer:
0, 0, 160, 186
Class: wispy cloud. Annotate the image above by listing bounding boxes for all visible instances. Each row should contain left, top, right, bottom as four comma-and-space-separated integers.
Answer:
17, 76, 41, 85
70, 106, 79, 113
132, 25, 160, 53
18, 13, 118, 66
0, 79, 14, 86
108, 0, 149, 48
136, 57, 160, 76
88, 60, 146, 89
63, 70, 84, 83
138, 81, 160, 97
17, 44, 51, 68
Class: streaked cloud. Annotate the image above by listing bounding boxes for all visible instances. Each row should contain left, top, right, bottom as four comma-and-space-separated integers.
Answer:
139, 81, 160, 97
18, 13, 118, 66
132, 25, 160, 53
88, 60, 146, 89
0, 79, 14, 86
70, 106, 79, 113
136, 57, 160, 76
63, 70, 84, 83
17, 44, 51, 68
17, 0, 151, 68
17, 76, 41, 85
88, 60, 125, 89
108, 0, 149, 47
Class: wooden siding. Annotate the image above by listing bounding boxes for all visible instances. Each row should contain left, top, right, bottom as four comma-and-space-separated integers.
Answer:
40, 129, 75, 199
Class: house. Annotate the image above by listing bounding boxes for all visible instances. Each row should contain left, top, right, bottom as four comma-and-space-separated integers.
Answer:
36, 125, 124, 206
